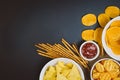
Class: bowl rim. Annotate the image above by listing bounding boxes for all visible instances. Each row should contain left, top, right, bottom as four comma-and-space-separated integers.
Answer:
90, 58, 120, 80
79, 40, 100, 61
102, 16, 120, 61
39, 58, 85, 80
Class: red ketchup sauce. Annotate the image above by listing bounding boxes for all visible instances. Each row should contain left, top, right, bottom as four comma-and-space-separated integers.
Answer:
81, 43, 97, 59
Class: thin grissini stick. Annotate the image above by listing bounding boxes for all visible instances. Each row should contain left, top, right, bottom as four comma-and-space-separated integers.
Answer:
35, 38, 89, 69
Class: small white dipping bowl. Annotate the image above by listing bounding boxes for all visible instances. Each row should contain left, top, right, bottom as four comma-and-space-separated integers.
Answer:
39, 58, 85, 80
79, 41, 100, 61
90, 58, 120, 80
102, 16, 120, 61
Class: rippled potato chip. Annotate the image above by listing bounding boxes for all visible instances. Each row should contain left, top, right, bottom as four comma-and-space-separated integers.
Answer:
113, 77, 120, 80
96, 63, 105, 72
104, 59, 119, 71
105, 6, 120, 18
93, 72, 100, 79
110, 20, 120, 27
98, 13, 110, 27
100, 72, 111, 80
81, 29, 94, 40
109, 69, 120, 78
92, 59, 120, 80
82, 14, 97, 26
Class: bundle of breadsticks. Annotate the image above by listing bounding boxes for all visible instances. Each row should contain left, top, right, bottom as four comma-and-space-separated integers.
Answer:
35, 38, 89, 69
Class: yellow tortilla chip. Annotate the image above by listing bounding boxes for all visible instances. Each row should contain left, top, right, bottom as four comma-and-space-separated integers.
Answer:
98, 13, 110, 27
110, 20, 120, 27
82, 14, 97, 26
105, 6, 120, 18
57, 74, 68, 80
67, 65, 81, 80
81, 29, 94, 40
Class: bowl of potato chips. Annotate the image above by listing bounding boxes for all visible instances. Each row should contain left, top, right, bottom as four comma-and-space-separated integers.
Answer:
39, 58, 85, 80
90, 58, 120, 80
102, 16, 120, 61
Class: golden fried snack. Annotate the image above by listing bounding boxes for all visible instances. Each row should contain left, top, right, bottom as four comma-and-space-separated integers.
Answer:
98, 13, 110, 27
104, 59, 118, 71
105, 6, 120, 18
106, 27, 120, 55
100, 72, 111, 80
110, 20, 120, 27
95, 63, 105, 72
81, 29, 94, 40
82, 14, 97, 26
111, 46, 120, 55
92, 72, 100, 79
113, 77, 120, 80
109, 69, 120, 78
94, 27, 103, 43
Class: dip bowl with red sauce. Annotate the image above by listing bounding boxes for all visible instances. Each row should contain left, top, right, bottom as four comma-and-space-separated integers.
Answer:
79, 41, 100, 61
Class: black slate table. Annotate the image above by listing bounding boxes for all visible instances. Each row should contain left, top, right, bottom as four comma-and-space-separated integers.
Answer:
0, 0, 120, 80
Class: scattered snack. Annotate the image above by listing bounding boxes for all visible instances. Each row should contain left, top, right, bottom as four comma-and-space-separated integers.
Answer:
81, 5, 120, 56
106, 26, 120, 55
94, 27, 104, 56
81, 29, 94, 40
105, 6, 120, 18
35, 38, 89, 69
98, 13, 110, 27
43, 61, 82, 80
92, 59, 120, 80
82, 14, 97, 26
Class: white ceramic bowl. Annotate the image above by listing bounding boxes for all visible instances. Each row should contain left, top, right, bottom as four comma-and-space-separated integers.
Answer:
39, 58, 85, 80
102, 16, 120, 61
90, 58, 120, 80
79, 41, 100, 61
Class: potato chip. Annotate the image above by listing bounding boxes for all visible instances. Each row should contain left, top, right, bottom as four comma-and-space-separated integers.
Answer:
105, 6, 120, 18
110, 20, 120, 27
113, 77, 120, 80
109, 69, 120, 78
95, 63, 105, 72
94, 27, 103, 43
81, 29, 94, 40
106, 27, 120, 55
103, 59, 118, 71
92, 72, 100, 79
98, 13, 110, 27
94, 27, 104, 55
100, 72, 111, 80
82, 14, 97, 26
106, 27, 120, 41
111, 47, 120, 55
92, 68, 97, 73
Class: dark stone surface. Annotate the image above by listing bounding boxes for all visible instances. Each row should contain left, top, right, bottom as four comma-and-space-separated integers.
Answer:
0, 0, 120, 80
